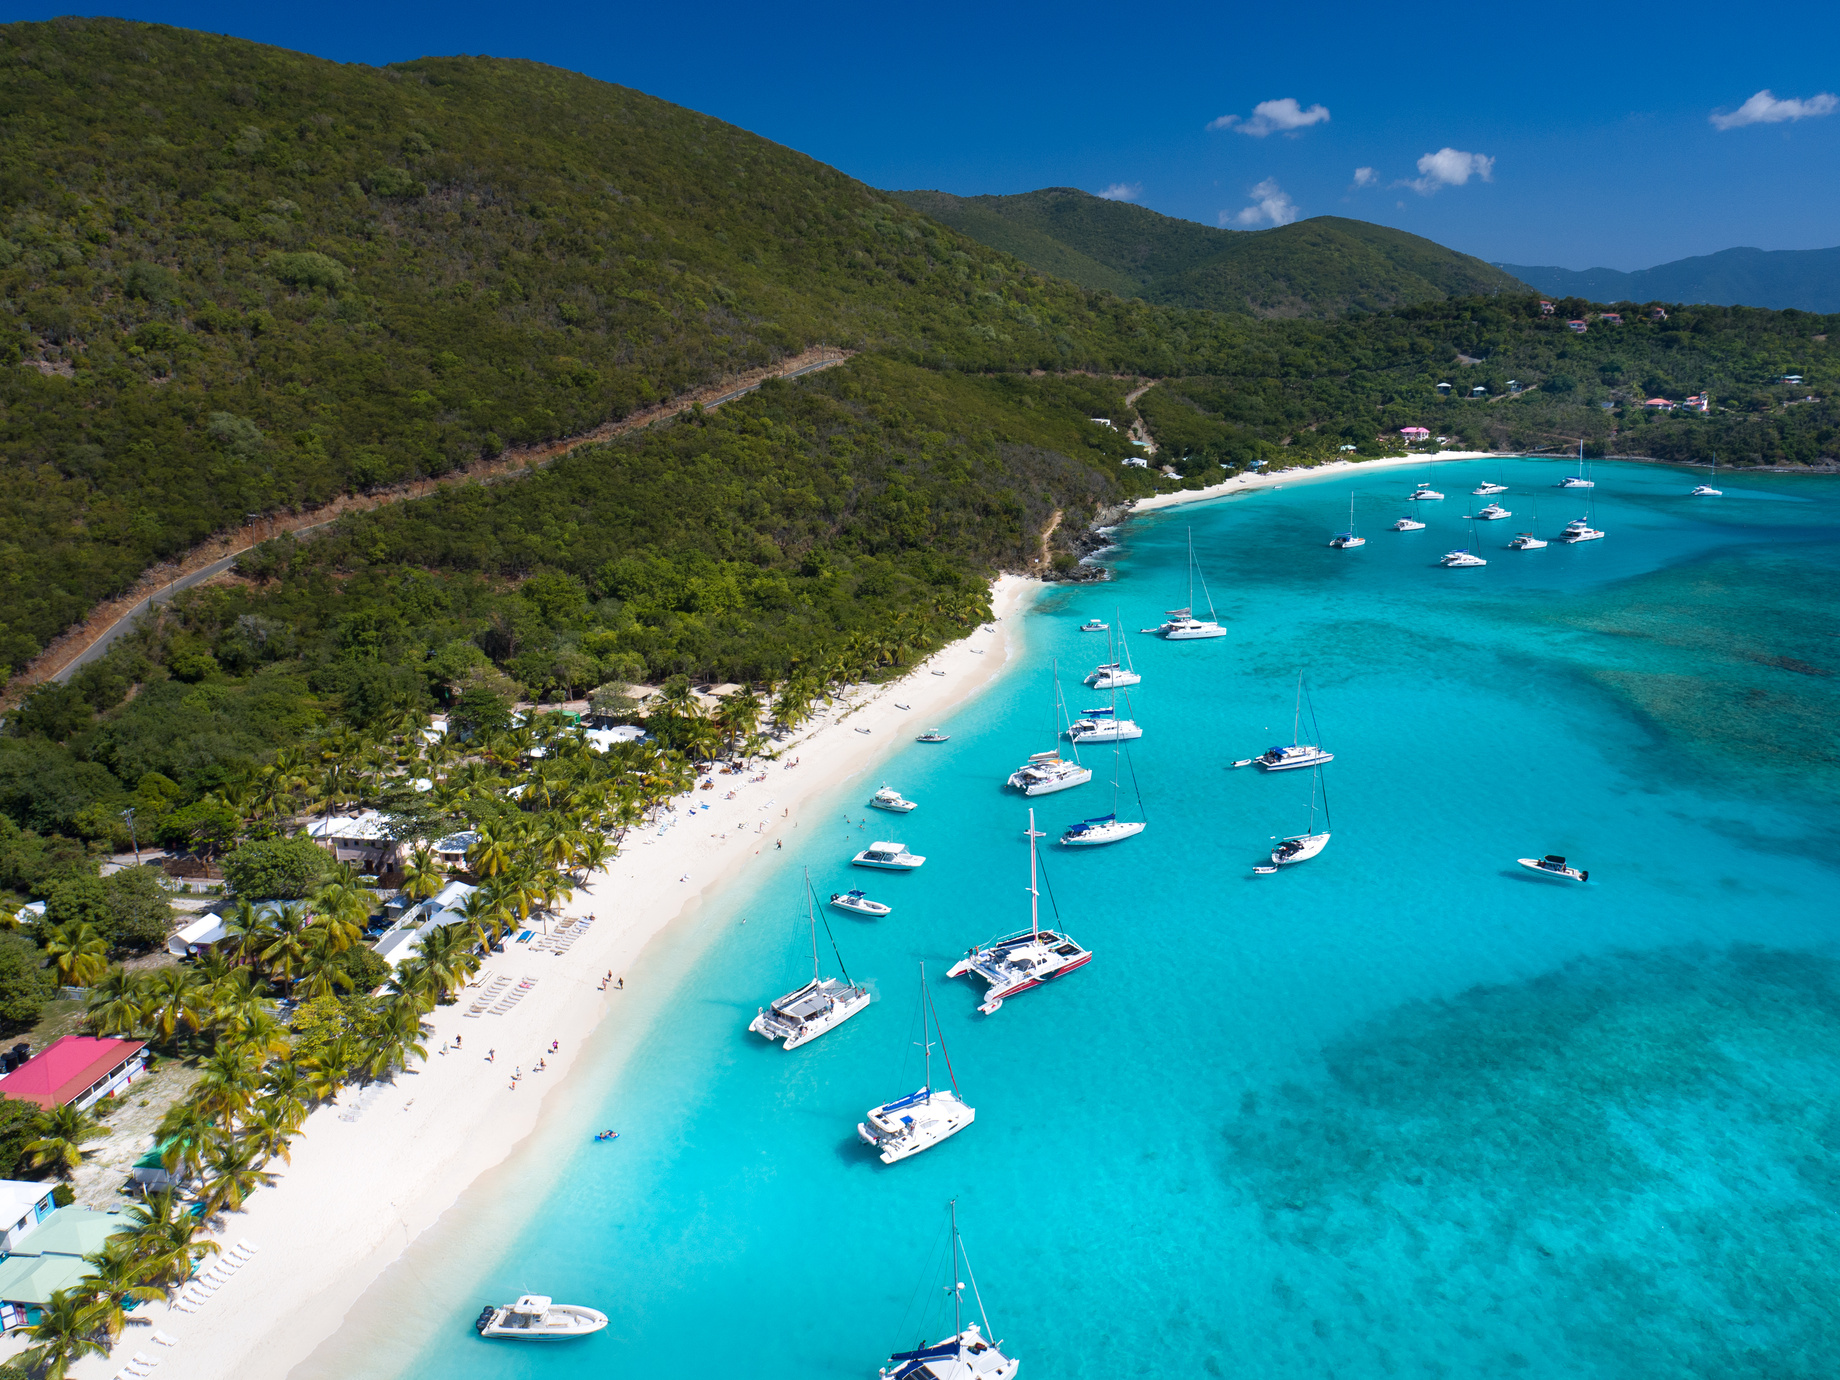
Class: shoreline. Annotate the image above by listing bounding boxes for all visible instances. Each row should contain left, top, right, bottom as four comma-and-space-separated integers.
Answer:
84, 576, 1039, 1380
1128, 450, 1499, 515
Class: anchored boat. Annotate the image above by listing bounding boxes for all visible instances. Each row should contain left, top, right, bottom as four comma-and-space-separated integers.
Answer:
1143, 528, 1227, 639
749, 870, 870, 1050
1518, 854, 1588, 883
853, 841, 926, 871
949, 810, 1093, 1011
876, 1202, 1018, 1380
829, 888, 892, 918
870, 784, 918, 813
1008, 660, 1092, 795
857, 965, 973, 1163
474, 1296, 608, 1341
1269, 763, 1332, 867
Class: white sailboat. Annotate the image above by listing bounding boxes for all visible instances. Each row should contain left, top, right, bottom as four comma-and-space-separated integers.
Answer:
1329, 495, 1366, 548
1440, 517, 1488, 567
1690, 455, 1722, 496
1063, 660, 1147, 845
1392, 513, 1427, 531
749, 870, 871, 1050
1083, 616, 1141, 688
1143, 528, 1226, 639
1065, 699, 1143, 743
949, 810, 1094, 1009
1509, 496, 1547, 550
876, 1203, 1018, 1380
1559, 492, 1606, 543
857, 965, 974, 1162
1235, 672, 1333, 770
1269, 764, 1332, 866
1558, 439, 1594, 488
1007, 660, 1092, 795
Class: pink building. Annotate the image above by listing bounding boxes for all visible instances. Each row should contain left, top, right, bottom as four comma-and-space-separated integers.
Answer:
1399, 426, 1431, 441
0, 1037, 148, 1111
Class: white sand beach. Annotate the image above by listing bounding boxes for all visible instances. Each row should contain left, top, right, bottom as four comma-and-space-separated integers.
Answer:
77, 576, 1039, 1380
1130, 450, 1501, 515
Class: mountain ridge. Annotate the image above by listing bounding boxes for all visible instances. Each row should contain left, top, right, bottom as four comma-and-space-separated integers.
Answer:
1498, 245, 1840, 313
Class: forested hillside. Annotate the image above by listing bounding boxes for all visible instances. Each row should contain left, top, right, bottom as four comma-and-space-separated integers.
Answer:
892, 188, 1526, 317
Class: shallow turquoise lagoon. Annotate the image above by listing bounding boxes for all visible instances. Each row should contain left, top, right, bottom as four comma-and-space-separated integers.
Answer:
335, 458, 1840, 1380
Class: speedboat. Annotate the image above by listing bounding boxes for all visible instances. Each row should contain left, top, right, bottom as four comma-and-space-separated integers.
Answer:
876, 1204, 1018, 1380
915, 730, 949, 743
1408, 484, 1444, 501
1079, 617, 1108, 632
1251, 743, 1333, 771
1272, 831, 1330, 864
1508, 532, 1548, 550
1440, 548, 1487, 567
869, 785, 917, 813
1690, 483, 1722, 496
858, 966, 972, 1162
1084, 661, 1141, 689
1518, 854, 1588, 882
1559, 518, 1605, 543
948, 812, 1092, 1012
1143, 529, 1226, 639
1472, 480, 1508, 495
829, 889, 892, 917
1065, 706, 1143, 743
1392, 516, 1427, 531
852, 841, 926, 871
1474, 502, 1511, 520
751, 872, 872, 1049
1007, 750, 1091, 796
475, 1297, 608, 1341
1060, 812, 1146, 847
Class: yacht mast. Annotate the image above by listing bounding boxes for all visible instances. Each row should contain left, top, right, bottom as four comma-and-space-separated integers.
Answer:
949, 1199, 963, 1338
806, 866, 819, 985
1026, 809, 1043, 938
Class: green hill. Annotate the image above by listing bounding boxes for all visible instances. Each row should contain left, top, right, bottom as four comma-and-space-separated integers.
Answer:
890, 188, 1528, 317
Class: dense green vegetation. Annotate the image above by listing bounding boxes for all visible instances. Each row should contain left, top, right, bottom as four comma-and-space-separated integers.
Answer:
892, 188, 1526, 317
1135, 296, 1840, 472
0, 18, 1201, 672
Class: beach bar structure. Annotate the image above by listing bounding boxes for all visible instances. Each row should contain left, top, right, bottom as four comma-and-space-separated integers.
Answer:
0, 1036, 148, 1112
0, 1208, 132, 1329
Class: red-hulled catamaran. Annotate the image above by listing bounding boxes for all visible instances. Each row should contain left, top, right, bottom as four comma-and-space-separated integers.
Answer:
946, 809, 1091, 1015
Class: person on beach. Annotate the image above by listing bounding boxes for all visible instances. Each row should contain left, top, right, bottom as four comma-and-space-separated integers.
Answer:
487, 1049, 495, 1063
616, 977, 624, 989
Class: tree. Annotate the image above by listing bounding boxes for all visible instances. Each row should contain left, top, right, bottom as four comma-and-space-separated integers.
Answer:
220, 836, 332, 900
97, 866, 175, 952
40, 922, 109, 988
451, 687, 512, 739
24, 1103, 108, 1178
140, 966, 206, 1041
0, 932, 56, 1027
588, 681, 639, 720
10, 1289, 109, 1380
78, 1240, 163, 1339
109, 1189, 217, 1286
84, 967, 147, 1038
200, 1138, 274, 1215
397, 844, 444, 902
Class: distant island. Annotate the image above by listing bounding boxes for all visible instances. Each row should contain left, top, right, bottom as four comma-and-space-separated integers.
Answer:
1499, 245, 1840, 313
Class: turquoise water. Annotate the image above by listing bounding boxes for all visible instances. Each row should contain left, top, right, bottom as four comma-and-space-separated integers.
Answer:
344, 458, 1840, 1379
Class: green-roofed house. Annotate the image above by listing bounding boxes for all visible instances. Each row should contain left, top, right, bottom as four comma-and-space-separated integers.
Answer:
132, 1140, 185, 1193
0, 1207, 132, 1331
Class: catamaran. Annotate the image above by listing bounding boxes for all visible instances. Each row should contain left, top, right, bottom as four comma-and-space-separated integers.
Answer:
475, 1297, 608, 1341
870, 785, 918, 813
949, 810, 1093, 1010
1559, 505, 1606, 543
1143, 528, 1226, 639
1269, 763, 1332, 866
1690, 456, 1722, 496
857, 965, 974, 1162
1084, 618, 1141, 688
1007, 660, 1092, 795
1329, 495, 1366, 548
875, 1202, 1018, 1380
1510, 495, 1548, 549
1235, 673, 1333, 770
749, 870, 871, 1050
1474, 502, 1511, 520
1392, 514, 1427, 531
1065, 702, 1143, 743
1558, 440, 1594, 488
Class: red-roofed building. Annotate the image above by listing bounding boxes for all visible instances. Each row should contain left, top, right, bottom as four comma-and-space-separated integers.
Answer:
1566, 320, 1589, 333
1399, 426, 1431, 441
0, 1037, 148, 1112
1644, 397, 1676, 411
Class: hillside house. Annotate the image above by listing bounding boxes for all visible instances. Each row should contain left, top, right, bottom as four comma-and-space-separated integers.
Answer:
307, 811, 400, 875
1089, 417, 1116, 430
1507, 380, 1523, 393
431, 829, 479, 870
1644, 397, 1676, 411
374, 879, 480, 968
1566, 320, 1588, 334
1599, 313, 1622, 325
1651, 307, 1668, 320
1781, 374, 1803, 385
1470, 385, 1487, 397
0, 1037, 148, 1111
1539, 301, 1555, 315
1399, 427, 1431, 442
1122, 456, 1148, 468
1435, 382, 1452, 394
1684, 393, 1710, 413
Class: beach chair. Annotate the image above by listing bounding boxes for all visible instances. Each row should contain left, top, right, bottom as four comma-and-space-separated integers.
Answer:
236, 1239, 260, 1253
151, 1331, 179, 1348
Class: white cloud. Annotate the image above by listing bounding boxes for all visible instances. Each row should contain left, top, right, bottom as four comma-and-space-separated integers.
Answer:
1224, 178, 1299, 227
1207, 98, 1330, 137
1352, 166, 1378, 188
1095, 182, 1142, 202
1404, 148, 1495, 195
1709, 88, 1838, 130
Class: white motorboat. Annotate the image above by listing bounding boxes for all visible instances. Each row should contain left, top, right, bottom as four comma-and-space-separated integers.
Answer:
876, 1203, 1018, 1380
1441, 548, 1487, 567
830, 888, 892, 918
1270, 765, 1331, 867
475, 1297, 608, 1341
1392, 516, 1427, 531
1065, 705, 1143, 743
1518, 854, 1588, 882
1474, 502, 1511, 520
1008, 661, 1092, 794
858, 966, 973, 1163
1408, 483, 1444, 501
1144, 528, 1226, 639
1007, 750, 1092, 796
749, 871, 871, 1050
1559, 517, 1605, 543
1508, 532, 1548, 550
1329, 494, 1365, 547
870, 785, 918, 813
1558, 439, 1594, 488
915, 730, 949, 743
853, 841, 926, 871
1079, 617, 1108, 632
950, 811, 1093, 1010
1472, 480, 1509, 495
1084, 618, 1141, 688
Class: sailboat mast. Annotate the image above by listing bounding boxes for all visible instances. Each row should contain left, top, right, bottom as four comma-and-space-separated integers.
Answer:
1026, 809, 1043, 938
919, 962, 932, 1096
949, 1199, 963, 1338
1187, 529, 1195, 613
806, 867, 819, 984
1292, 671, 1303, 745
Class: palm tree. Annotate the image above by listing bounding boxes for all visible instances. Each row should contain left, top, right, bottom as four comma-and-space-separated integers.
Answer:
153, 1102, 218, 1183
200, 1137, 274, 1215
467, 827, 513, 879
110, 1189, 218, 1286
384, 961, 441, 1016
85, 968, 148, 1038
398, 844, 444, 902
236, 1099, 297, 1167
260, 1066, 313, 1128
573, 835, 615, 880
413, 925, 476, 1001
10, 1289, 109, 1379
310, 870, 373, 950
140, 966, 206, 1041
456, 889, 507, 952
78, 1240, 164, 1338
222, 897, 273, 965
218, 1006, 291, 1061
192, 1045, 264, 1122
256, 902, 313, 991
364, 1002, 429, 1081
24, 1103, 108, 1178
42, 922, 109, 988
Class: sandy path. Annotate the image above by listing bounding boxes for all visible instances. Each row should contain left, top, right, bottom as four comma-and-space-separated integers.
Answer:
35, 576, 1037, 1380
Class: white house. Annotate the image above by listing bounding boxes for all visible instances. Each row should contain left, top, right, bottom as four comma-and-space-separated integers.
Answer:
430, 830, 479, 870
1089, 416, 1116, 430
307, 811, 400, 874
586, 725, 649, 753
167, 914, 229, 958
0, 1182, 56, 1254
372, 880, 479, 968
1122, 457, 1148, 469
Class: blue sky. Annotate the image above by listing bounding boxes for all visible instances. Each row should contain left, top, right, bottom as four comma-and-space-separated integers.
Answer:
10, 0, 1840, 269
